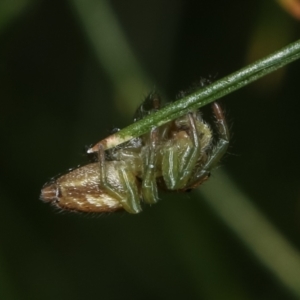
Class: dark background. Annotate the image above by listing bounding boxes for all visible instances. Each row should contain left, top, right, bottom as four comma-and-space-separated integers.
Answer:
1, 0, 300, 299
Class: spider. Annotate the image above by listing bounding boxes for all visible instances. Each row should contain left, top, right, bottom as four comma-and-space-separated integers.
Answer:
41, 88, 229, 214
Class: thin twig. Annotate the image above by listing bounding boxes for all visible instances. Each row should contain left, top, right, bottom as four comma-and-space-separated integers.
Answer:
87, 39, 300, 152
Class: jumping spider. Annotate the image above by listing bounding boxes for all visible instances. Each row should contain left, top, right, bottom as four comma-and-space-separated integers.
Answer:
41, 88, 229, 214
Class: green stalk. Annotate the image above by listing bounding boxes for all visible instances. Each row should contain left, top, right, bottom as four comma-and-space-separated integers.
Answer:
88, 39, 300, 152
70, 0, 300, 296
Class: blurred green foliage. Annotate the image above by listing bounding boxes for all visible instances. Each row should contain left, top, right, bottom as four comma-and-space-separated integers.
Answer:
1, 0, 300, 299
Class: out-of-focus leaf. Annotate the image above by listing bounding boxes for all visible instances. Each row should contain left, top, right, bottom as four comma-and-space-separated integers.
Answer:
201, 170, 300, 298
278, 0, 300, 19
0, 0, 34, 34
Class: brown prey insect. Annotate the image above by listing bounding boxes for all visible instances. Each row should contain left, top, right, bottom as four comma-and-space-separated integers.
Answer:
41, 87, 229, 214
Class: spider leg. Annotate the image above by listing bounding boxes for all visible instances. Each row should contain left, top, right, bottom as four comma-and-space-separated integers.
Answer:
162, 113, 201, 190
177, 113, 202, 188
137, 93, 161, 204
98, 144, 142, 214
141, 128, 159, 204
186, 101, 230, 189
133, 91, 161, 121
207, 101, 230, 167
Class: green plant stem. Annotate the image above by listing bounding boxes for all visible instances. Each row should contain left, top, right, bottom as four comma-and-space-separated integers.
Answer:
69, 1, 300, 296
88, 39, 300, 152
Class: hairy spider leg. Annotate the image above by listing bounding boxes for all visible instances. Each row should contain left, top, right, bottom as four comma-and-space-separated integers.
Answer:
133, 91, 161, 121
98, 144, 142, 214
141, 127, 159, 204
162, 112, 201, 190
186, 102, 230, 189
205, 101, 230, 168
136, 92, 161, 204
177, 113, 202, 189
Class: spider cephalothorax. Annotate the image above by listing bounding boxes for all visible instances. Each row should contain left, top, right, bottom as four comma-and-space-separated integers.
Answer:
41, 87, 229, 214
